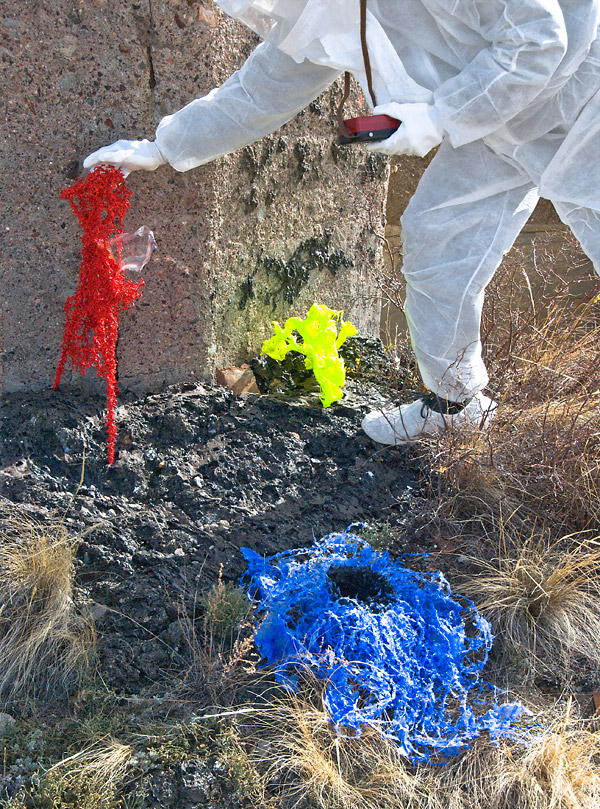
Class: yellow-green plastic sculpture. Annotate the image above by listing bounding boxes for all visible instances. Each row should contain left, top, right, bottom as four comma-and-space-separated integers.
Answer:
261, 303, 357, 407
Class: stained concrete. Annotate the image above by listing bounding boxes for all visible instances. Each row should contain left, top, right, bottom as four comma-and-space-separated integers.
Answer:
0, 1, 387, 395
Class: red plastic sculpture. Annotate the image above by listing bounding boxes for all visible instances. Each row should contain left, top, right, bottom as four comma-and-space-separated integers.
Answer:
54, 166, 144, 464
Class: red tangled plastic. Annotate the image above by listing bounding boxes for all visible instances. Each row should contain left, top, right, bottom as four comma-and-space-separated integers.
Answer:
54, 166, 144, 464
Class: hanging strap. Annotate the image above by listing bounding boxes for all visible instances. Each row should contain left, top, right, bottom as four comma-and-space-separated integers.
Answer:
336, 72, 352, 134
359, 0, 377, 108
336, 0, 377, 135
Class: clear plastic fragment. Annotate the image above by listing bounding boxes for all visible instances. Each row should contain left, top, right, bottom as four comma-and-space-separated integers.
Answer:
108, 225, 156, 272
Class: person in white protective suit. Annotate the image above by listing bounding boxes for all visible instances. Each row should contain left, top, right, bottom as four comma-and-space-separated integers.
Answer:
85, 0, 600, 445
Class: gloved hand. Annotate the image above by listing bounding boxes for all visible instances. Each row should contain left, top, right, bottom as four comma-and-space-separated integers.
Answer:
83, 139, 167, 178
366, 102, 444, 158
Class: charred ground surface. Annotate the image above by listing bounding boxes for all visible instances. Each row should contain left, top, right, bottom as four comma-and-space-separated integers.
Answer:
3, 376, 600, 809
0, 379, 424, 695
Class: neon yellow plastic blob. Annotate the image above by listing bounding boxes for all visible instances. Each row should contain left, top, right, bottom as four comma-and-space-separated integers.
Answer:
261, 303, 358, 407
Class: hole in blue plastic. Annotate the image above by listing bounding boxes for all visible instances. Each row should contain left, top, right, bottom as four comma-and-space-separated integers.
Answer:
241, 526, 528, 763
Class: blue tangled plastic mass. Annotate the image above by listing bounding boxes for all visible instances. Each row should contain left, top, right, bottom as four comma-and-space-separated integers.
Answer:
241, 525, 527, 764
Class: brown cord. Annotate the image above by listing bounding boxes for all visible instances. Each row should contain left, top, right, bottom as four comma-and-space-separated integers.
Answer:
359, 0, 377, 107
336, 0, 376, 135
336, 72, 352, 135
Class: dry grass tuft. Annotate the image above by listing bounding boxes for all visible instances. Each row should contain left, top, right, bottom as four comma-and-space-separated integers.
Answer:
36, 738, 136, 809
0, 508, 95, 706
433, 705, 600, 809
423, 334, 600, 534
49, 737, 135, 788
245, 681, 429, 809
201, 571, 253, 640
412, 241, 600, 542
489, 706, 600, 809
215, 685, 600, 809
178, 568, 257, 702
479, 244, 600, 531
238, 683, 600, 809
456, 530, 600, 677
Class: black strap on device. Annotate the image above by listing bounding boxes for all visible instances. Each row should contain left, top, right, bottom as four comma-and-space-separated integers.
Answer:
420, 392, 469, 417
336, 0, 377, 137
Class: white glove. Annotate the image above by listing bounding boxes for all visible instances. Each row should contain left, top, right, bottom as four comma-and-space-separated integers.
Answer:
366, 102, 443, 158
83, 139, 167, 178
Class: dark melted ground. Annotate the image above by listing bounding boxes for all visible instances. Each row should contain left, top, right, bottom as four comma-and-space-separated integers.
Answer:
0, 380, 423, 693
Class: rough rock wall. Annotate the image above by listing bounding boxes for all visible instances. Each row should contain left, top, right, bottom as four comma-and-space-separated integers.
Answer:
0, 0, 387, 395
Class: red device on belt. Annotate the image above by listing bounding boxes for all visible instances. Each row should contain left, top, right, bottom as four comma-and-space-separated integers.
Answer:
338, 114, 401, 146
335, 1, 400, 146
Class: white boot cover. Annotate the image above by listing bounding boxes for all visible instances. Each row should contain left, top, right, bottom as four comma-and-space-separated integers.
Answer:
361, 392, 497, 446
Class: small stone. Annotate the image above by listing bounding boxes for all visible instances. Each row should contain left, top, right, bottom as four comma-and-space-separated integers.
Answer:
180, 758, 215, 802
90, 602, 109, 622
216, 364, 260, 396
60, 72, 76, 91
193, 4, 219, 26
0, 713, 16, 737
58, 34, 79, 58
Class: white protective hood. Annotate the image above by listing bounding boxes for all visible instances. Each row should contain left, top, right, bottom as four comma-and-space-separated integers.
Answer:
216, 0, 432, 106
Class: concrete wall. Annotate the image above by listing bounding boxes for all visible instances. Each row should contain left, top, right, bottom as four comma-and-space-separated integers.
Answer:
0, 0, 387, 395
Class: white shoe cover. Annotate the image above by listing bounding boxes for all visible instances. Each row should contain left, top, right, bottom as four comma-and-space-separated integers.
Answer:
361, 392, 497, 446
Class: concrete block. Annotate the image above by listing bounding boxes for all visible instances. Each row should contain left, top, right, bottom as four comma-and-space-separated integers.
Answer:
0, 2, 387, 395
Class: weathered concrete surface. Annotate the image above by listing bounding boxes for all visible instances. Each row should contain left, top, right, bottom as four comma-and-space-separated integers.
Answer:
0, 1, 386, 395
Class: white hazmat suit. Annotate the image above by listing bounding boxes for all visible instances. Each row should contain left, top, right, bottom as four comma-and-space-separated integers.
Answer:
85, 0, 600, 442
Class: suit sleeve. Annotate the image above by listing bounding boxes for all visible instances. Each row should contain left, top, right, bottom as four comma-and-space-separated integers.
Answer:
433, 0, 568, 146
155, 41, 340, 171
